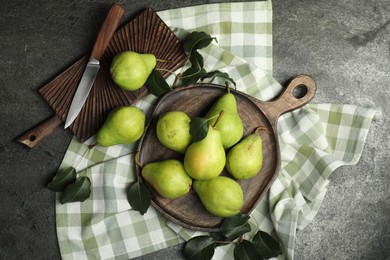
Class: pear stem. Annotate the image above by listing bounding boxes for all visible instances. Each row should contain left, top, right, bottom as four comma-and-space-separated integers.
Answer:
156, 68, 181, 88
225, 81, 231, 94
254, 126, 268, 135
212, 110, 224, 128
134, 151, 144, 182
156, 58, 172, 63
134, 151, 143, 169
172, 73, 181, 88
237, 234, 245, 243
156, 68, 178, 76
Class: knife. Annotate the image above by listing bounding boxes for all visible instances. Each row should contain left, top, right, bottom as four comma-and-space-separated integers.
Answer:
64, 3, 125, 128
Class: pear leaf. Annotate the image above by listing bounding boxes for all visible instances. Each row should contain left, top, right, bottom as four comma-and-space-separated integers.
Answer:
210, 232, 231, 246
189, 117, 209, 142
234, 240, 263, 260
219, 214, 251, 241
47, 167, 77, 192
252, 230, 282, 259
180, 32, 237, 87
146, 69, 171, 97
180, 51, 207, 86
60, 176, 91, 204
189, 50, 205, 69
201, 70, 236, 87
183, 235, 216, 260
183, 31, 216, 54
127, 182, 151, 215
181, 66, 207, 86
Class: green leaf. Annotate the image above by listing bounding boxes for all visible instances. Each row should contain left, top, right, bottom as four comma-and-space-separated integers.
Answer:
181, 67, 207, 86
180, 51, 207, 86
180, 31, 235, 88
47, 167, 77, 192
234, 240, 263, 260
146, 69, 171, 97
210, 232, 231, 246
201, 70, 236, 87
252, 231, 282, 259
127, 182, 151, 215
183, 31, 216, 54
181, 66, 207, 86
183, 235, 216, 260
189, 117, 209, 142
189, 50, 204, 69
219, 214, 251, 241
60, 176, 91, 204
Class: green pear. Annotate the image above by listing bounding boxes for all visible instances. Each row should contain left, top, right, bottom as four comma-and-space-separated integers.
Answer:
226, 133, 263, 180
96, 106, 145, 147
205, 86, 244, 149
142, 159, 192, 199
156, 111, 193, 153
110, 51, 156, 91
193, 176, 244, 217
184, 126, 225, 180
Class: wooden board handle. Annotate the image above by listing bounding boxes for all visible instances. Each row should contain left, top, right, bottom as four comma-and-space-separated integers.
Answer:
260, 74, 317, 129
91, 3, 125, 60
16, 115, 63, 148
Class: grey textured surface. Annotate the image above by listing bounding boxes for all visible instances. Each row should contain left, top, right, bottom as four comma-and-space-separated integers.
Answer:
1, 0, 389, 259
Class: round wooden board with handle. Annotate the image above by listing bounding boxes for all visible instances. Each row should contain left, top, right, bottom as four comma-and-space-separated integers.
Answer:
137, 74, 316, 231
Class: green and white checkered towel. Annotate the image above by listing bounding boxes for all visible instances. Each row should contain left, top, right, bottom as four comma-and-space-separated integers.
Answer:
55, 1, 381, 259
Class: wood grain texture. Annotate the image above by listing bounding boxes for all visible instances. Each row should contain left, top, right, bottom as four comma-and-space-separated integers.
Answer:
137, 75, 316, 231
38, 8, 187, 142
90, 3, 125, 60
16, 115, 62, 148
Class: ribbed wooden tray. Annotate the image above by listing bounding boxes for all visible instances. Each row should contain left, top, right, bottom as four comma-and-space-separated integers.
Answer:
39, 8, 187, 142
137, 75, 316, 231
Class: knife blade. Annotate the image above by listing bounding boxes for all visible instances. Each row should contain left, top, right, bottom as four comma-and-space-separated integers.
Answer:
64, 3, 125, 129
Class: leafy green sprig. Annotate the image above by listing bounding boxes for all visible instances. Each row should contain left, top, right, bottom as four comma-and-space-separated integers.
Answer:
146, 31, 236, 97
47, 146, 93, 204
183, 214, 282, 260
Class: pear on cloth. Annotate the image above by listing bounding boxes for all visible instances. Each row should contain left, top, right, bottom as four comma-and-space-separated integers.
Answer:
96, 106, 145, 147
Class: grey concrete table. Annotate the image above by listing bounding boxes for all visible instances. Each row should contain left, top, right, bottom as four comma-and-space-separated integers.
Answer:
1, 0, 389, 259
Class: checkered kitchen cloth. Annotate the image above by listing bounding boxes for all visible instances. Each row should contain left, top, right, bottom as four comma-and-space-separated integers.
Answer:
55, 1, 381, 259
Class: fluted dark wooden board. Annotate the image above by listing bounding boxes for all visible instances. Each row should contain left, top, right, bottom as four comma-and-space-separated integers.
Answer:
39, 8, 187, 142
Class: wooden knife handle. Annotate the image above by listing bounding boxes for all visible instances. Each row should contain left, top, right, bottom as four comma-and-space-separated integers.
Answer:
90, 3, 125, 60
16, 115, 63, 148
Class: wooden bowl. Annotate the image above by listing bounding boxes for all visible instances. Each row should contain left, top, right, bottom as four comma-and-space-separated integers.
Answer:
137, 74, 316, 231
